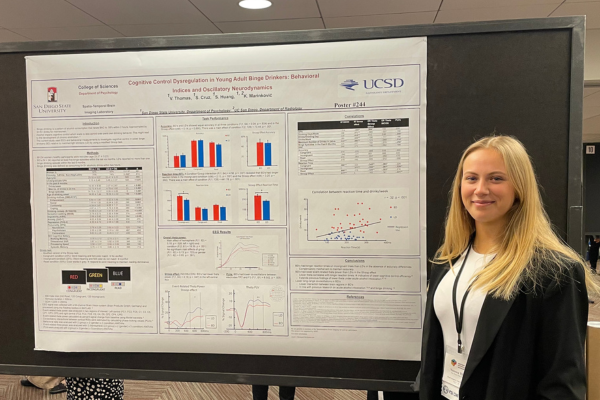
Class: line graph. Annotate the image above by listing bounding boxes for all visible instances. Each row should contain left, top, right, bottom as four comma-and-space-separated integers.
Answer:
160, 284, 218, 334
216, 234, 279, 270
165, 304, 204, 329
217, 242, 259, 269
228, 291, 271, 329
222, 285, 287, 335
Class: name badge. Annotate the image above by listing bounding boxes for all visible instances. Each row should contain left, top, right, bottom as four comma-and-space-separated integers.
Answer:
441, 346, 467, 400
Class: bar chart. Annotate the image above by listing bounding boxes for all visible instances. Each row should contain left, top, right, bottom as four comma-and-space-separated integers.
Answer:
241, 133, 280, 170
239, 185, 282, 224
254, 140, 273, 166
175, 194, 227, 222
253, 193, 271, 221
161, 132, 230, 170
163, 185, 232, 224
173, 140, 224, 168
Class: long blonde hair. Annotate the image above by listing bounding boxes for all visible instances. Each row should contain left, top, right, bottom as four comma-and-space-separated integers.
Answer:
435, 135, 598, 300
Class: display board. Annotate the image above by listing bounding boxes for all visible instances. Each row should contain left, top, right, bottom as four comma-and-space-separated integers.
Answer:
0, 17, 584, 392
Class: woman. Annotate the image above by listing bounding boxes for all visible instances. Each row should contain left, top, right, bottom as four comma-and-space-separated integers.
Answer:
420, 136, 597, 400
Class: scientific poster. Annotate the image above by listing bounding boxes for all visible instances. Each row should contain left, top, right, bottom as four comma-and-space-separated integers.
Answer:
26, 37, 427, 360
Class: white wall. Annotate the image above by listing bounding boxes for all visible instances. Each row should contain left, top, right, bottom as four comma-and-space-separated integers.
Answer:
586, 29, 600, 82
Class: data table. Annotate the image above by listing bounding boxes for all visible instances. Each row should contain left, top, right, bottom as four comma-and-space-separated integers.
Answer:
46, 167, 144, 249
297, 118, 410, 176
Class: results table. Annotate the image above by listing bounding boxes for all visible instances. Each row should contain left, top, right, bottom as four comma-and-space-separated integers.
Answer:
46, 167, 144, 249
297, 118, 410, 176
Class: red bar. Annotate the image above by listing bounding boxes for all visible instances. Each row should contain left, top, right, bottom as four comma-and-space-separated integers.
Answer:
195, 207, 202, 221
209, 142, 216, 167
191, 141, 198, 168
257, 142, 264, 166
174, 155, 180, 168
213, 204, 220, 221
254, 195, 262, 221
177, 196, 183, 221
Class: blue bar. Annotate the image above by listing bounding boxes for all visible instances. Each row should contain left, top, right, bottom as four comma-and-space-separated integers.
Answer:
201, 208, 208, 221
220, 207, 226, 221
263, 201, 270, 221
198, 140, 204, 167
216, 144, 222, 167
184, 200, 190, 221
265, 143, 272, 166
180, 155, 187, 168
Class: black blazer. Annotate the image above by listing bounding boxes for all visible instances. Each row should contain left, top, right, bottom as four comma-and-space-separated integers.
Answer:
419, 259, 588, 400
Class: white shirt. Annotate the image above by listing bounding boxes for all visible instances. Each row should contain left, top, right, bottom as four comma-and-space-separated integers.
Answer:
433, 249, 492, 376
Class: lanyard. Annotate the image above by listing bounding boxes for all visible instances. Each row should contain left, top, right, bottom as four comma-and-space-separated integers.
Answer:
452, 243, 473, 354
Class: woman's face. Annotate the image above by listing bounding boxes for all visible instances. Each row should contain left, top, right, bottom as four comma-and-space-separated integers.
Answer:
461, 148, 516, 228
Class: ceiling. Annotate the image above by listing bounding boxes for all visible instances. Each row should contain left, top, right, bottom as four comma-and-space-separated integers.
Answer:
0, 0, 599, 142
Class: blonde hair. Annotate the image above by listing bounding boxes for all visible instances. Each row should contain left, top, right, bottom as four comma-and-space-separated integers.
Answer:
435, 135, 598, 300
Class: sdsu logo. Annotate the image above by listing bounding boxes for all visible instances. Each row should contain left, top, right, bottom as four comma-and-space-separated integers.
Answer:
35, 86, 71, 114
47, 87, 57, 102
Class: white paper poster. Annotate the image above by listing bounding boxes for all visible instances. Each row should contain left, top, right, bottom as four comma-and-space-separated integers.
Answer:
26, 37, 427, 360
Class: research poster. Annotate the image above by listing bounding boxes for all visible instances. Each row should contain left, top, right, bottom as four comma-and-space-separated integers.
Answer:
26, 37, 427, 360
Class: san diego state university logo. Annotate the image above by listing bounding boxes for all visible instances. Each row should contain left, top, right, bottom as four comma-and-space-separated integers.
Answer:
47, 87, 57, 102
